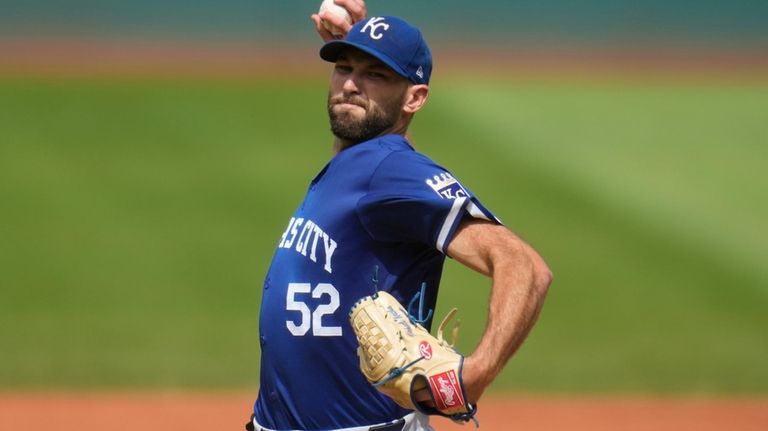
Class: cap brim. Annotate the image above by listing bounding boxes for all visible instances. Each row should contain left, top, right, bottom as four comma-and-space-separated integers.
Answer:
320, 40, 411, 82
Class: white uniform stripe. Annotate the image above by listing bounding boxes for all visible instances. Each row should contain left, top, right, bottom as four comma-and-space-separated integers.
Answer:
466, 201, 491, 221
436, 196, 467, 253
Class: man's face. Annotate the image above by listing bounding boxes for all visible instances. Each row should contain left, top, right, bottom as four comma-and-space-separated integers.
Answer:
327, 48, 410, 144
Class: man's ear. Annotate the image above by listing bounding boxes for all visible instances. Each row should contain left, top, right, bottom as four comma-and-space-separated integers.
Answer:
403, 85, 430, 115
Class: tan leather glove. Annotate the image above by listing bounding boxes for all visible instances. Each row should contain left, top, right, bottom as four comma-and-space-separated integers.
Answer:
349, 290, 478, 424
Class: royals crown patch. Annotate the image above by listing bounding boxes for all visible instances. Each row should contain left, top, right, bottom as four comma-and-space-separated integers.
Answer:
426, 172, 468, 200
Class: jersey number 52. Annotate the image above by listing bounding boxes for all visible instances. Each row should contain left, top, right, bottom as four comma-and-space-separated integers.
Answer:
285, 283, 342, 337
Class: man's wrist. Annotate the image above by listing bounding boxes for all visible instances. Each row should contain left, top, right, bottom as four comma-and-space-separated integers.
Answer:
462, 355, 493, 404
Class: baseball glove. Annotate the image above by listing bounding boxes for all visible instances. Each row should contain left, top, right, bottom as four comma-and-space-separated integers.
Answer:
349, 290, 478, 424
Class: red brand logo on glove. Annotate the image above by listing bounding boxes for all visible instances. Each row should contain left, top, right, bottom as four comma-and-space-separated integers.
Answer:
429, 370, 465, 410
419, 341, 433, 359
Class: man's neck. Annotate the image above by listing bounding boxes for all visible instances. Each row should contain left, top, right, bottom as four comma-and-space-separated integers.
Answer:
332, 137, 353, 155
331, 125, 410, 155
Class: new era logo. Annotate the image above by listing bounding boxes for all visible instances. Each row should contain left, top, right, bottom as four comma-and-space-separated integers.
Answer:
416, 66, 424, 79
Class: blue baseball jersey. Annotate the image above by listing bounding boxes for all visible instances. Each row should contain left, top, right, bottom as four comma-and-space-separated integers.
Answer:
253, 134, 498, 430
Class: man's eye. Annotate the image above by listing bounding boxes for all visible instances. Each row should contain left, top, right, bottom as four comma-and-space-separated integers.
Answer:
368, 72, 385, 79
335, 65, 352, 73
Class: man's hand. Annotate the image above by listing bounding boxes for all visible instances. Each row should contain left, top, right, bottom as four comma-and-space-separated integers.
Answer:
311, 0, 367, 42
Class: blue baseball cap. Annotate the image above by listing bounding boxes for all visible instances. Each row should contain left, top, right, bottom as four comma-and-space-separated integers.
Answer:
320, 16, 432, 85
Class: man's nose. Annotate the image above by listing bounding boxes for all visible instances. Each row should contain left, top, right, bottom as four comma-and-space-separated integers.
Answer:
342, 76, 360, 95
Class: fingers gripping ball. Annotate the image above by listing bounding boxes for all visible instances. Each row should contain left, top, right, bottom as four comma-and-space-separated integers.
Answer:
319, 0, 353, 36
349, 291, 478, 424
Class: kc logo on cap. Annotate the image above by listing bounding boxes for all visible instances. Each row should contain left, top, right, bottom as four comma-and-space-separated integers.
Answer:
361, 17, 390, 40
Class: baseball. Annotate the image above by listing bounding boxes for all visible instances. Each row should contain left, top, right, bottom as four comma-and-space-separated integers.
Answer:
319, 0, 352, 36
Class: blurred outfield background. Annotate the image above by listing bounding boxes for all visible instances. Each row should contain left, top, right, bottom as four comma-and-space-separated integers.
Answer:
1, 0, 767, 396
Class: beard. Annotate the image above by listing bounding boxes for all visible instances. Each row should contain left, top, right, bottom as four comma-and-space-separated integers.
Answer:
327, 91, 405, 144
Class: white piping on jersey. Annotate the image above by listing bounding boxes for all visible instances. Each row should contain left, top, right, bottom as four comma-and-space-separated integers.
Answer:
436, 196, 467, 253
466, 201, 491, 221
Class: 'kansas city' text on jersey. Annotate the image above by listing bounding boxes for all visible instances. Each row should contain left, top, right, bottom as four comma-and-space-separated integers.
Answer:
254, 135, 498, 430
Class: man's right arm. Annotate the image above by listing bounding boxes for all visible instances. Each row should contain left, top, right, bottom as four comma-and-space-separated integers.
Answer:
311, 0, 368, 42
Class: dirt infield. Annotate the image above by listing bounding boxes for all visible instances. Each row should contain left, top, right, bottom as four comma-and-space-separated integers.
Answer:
2, 392, 766, 431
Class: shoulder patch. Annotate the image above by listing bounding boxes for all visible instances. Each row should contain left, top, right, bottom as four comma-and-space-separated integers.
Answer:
426, 172, 468, 199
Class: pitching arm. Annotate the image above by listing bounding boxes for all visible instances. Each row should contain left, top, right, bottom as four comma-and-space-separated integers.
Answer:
311, 0, 368, 42
445, 218, 553, 403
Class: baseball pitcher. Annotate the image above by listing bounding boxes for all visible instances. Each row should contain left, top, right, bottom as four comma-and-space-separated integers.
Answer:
247, 2, 552, 430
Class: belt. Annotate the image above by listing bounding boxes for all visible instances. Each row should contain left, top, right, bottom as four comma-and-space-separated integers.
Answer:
247, 414, 409, 431
368, 418, 405, 431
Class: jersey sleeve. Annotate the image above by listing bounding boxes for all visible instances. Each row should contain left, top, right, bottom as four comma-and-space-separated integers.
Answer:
356, 150, 500, 253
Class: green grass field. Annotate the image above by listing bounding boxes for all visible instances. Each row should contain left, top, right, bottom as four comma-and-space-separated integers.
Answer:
1, 76, 766, 393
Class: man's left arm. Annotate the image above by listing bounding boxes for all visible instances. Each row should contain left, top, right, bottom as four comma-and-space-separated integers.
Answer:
446, 217, 553, 404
